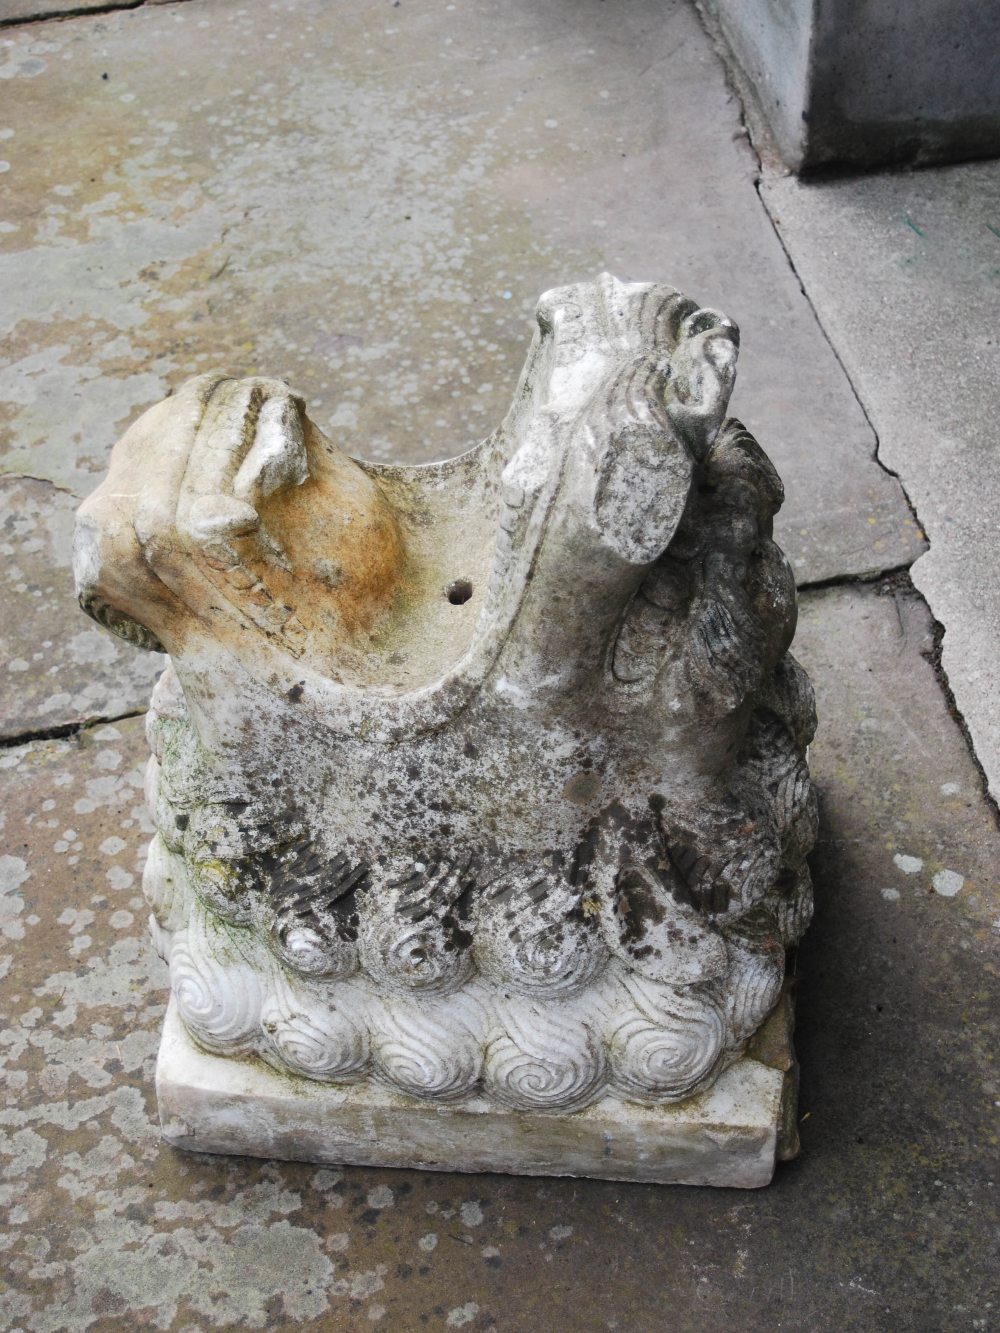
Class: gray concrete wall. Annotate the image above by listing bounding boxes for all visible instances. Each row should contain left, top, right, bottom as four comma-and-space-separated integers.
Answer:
698, 0, 815, 169
699, 0, 1000, 172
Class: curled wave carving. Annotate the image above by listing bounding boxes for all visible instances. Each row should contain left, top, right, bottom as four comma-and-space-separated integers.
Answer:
149, 764, 189, 857
371, 996, 482, 1101
724, 941, 784, 1044
143, 755, 160, 818
607, 974, 726, 1103
270, 916, 358, 980
486, 997, 606, 1112
264, 849, 365, 980
142, 833, 191, 931
601, 860, 729, 985
358, 858, 476, 995
187, 854, 256, 928
474, 873, 608, 998
170, 909, 263, 1055
771, 865, 814, 947
759, 654, 817, 751
260, 977, 369, 1082
149, 914, 173, 964
742, 713, 818, 866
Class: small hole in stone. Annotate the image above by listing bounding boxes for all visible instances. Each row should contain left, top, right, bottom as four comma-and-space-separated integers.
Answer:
446, 579, 474, 605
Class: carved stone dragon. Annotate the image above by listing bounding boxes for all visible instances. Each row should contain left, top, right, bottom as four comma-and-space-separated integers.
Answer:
75, 274, 816, 1164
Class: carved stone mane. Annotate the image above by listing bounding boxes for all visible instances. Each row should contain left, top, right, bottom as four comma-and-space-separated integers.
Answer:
75, 275, 816, 1184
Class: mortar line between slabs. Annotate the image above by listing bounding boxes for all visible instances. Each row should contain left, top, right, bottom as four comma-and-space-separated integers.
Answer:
0, 709, 146, 750
0, 0, 191, 30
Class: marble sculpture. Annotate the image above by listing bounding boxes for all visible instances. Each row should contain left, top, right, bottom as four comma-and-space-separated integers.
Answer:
74, 275, 817, 1187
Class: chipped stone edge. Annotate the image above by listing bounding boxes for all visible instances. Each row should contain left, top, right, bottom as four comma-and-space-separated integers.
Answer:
156, 998, 795, 1189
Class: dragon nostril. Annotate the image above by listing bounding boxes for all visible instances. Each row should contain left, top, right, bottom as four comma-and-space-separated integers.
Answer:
446, 579, 473, 606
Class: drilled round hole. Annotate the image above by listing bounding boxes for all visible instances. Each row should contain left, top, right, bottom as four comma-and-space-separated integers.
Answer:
446, 579, 473, 606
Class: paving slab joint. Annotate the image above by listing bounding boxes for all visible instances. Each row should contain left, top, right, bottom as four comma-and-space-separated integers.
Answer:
693, 0, 930, 573
0, 0, 190, 31
3, 472, 79, 500
916, 601, 1000, 828
809, 571, 1000, 827
0, 708, 146, 750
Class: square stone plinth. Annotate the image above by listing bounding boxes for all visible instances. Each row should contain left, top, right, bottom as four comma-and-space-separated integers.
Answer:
156, 1000, 798, 1189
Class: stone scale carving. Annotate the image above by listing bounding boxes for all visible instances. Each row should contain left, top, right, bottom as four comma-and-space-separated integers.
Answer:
74, 275, 816, 1186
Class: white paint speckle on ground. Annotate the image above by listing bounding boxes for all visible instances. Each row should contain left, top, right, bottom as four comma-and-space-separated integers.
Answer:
0, 854, 30, 893
446, 1305, 479, 1328
893, 854, 924, 874
932, 869, 964, 898
940, 782, 960, 795
418, 1232, 438, 1252
880, 887, 900, 902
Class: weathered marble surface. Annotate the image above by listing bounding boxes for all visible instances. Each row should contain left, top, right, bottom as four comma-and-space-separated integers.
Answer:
158, 998, 798, 1188
75, 274, 817, 1182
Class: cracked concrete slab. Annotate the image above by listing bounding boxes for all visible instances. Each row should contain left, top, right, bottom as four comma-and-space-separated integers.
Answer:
0, 0, 184, 26
0, 476, 164, 740
762, 161, 1000, 799
0, 0, 922, 589
0, 0, 130, 23
0, 583, 997, 1331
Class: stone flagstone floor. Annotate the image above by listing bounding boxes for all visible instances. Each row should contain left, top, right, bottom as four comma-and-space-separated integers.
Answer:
0, 1, 998, 1329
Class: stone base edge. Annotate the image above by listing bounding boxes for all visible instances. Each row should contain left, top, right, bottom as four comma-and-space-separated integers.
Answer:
156, 999, 798, 1188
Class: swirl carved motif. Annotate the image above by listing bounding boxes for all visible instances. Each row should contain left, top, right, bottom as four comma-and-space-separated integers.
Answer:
264, 849, 367, 980
358, 859, 476, 995
169, 907, 264, 1055
371, 994, 483, 1101
607, 974, 726, 1103
142, 833, 191, 932
724, 941, 785, 1045
474, 873, 608, 998
260, 975, 369, 1081
771, 865, 815, 948
486, 996, 607, 1111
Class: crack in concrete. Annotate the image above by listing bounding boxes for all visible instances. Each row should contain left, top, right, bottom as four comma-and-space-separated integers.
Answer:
797, 563, 916, 594
1, 471, 79, 499
0, 0, 188, 30
916, 608, 1000, 827
690, 3, 1000, 817
0, 708, 145, 750
693, 0, 928, 563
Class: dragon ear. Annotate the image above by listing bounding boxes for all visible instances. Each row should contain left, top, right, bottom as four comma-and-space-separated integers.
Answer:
661, 309, 740, 461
